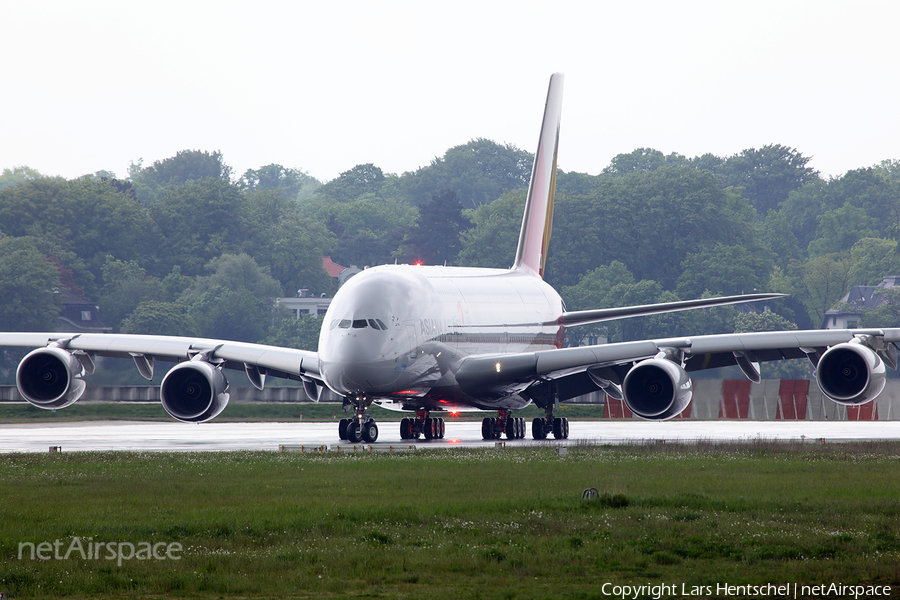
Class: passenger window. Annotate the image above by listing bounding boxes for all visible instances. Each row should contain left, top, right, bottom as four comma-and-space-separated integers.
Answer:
339, 319, 351, 329
352, 319, 368, 329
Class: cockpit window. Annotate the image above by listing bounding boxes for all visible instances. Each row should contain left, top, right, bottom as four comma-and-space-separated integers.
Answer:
337, 318, 388, 331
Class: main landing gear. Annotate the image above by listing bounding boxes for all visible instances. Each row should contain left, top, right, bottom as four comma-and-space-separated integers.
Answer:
481, 409, 527, 440
531, 407, 569, 440
338, 393, 379, 443
400, 410, 445, 440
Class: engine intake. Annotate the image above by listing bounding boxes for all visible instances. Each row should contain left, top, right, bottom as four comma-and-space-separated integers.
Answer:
816, 341, 885, 405
160, 361, 229, 422
622, 358, 692, 420
16, 347, 87, 409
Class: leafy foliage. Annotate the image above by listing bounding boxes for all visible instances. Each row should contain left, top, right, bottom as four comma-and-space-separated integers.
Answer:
399, 189, 471, 265
0, 236, 61, 331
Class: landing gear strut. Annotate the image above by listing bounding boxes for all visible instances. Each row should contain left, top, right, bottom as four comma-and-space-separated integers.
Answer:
400, 410, 445, 440
481, 409, 527, 440
529, 382, 569, 440
338, 393, 379, 443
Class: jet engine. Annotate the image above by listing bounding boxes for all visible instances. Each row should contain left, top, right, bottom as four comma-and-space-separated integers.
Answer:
816, 341, 886, 405
622, 357, 692, 420
16, 347, 87, 409
160, 361, 230, 423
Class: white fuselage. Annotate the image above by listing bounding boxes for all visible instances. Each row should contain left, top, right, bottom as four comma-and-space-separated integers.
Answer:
318, 264, 565, 411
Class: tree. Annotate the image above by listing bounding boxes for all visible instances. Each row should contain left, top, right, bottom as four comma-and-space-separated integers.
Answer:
675, 243, 774, 299
546, 167, 755, 289
263, 310, 322, 351
197, 253, 283, 299
847, 238, 900, 286
715, 144, 818, 215
181, 286, 272, 343
601, 148, 688, 175
457, 190, 525, 269
0, 176, 157, 279
129, 150, 233, 203
560, 261, 635, 311
560, 261, 635, 346
121, 301, 198, 336
807, 204, 877, 257
0, 236, 61, 331
398, 139, 532, 208
241, 164, 320, 201
758, 210, 802, 267
0, 166, 42, 192
400, 189, 471, 265
790, 253, 853, 326
733, 310, 798, 333
97, 257, 163, 331
244, 191, 334, 296
316, 196, 416, 268
315, 163, 386, 203
179, 254, 283, 342
148, 178, 251, 276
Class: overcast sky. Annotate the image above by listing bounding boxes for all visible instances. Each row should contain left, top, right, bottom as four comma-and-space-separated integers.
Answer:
2, 1, 898, 184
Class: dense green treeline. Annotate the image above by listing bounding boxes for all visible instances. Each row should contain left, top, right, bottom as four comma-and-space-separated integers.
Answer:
1, 142, 899, 361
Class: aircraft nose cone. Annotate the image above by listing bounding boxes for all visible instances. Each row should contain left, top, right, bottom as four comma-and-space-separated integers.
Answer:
320, 337, 400, 395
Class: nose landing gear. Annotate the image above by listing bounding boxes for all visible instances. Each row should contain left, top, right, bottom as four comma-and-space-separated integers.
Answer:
338, 392, 379, 443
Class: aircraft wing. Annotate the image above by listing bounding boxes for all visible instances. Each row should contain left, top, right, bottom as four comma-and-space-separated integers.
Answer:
455, 328, 900, 415
560, 293, 785, 327
0, 331, 321, 399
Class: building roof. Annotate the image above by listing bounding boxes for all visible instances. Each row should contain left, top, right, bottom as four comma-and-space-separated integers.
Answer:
322, 256, 346, 278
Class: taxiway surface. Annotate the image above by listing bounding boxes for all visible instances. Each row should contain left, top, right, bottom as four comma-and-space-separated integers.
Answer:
2, 419, 900, 452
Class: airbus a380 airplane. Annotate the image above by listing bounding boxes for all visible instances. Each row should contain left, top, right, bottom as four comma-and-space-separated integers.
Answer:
3, 73, 899, 443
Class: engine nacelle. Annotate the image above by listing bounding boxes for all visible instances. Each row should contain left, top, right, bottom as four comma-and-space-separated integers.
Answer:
816, 342, 885, 406
160, 361, 229, 423
622, 358, 692, 420
16, 347, 87, 409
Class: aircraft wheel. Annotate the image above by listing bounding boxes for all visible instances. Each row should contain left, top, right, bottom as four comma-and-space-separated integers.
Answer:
481, 417, 492, 440
339, 418, 349, 440
400, 418, 410, 439
438, 418, 445, 438
532, 418, 545, 439
347, 420, 362, 443
424, 417, 435, 440
505, 417, 516, 439
362, 420, 379, 443
552, 417, 563, 439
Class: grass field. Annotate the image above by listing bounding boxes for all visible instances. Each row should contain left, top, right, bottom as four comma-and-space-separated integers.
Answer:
2, 442, 900, 599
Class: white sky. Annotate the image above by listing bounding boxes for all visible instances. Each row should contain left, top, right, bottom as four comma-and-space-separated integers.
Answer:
2, 0, 898, 183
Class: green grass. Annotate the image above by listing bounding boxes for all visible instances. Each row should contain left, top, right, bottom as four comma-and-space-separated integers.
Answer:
0, 401, 606, 423
2, 442, 900, 598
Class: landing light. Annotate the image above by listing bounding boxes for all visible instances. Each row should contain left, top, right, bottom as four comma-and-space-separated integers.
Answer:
495, 362, 502, 373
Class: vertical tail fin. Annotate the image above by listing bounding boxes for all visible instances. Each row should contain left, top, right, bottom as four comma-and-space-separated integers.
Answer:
513, 73, 564, 278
